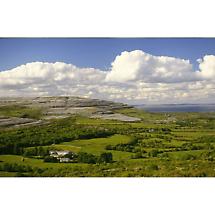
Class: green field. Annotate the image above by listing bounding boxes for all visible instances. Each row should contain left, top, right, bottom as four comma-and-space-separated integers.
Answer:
59, 134, 133, 160
0, 105, 43, 119
1, 106, 215, 177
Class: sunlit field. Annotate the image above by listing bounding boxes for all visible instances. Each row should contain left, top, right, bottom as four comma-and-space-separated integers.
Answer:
1, 104, 215, 177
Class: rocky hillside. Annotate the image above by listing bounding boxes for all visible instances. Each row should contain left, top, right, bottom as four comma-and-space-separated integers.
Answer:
0, 96, 128, 109
0, 97, 140, 127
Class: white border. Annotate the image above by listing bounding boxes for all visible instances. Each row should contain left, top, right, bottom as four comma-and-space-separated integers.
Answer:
0, 0, 215, 37
0, 178, 215, 215
1, 0, 215, 215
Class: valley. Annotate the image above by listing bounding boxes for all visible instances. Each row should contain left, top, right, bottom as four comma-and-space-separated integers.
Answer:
0, 97, 215, 177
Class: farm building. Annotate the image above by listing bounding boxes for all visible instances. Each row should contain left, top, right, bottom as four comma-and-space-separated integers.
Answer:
49, 150, 70, 157
59, 158, 70, 163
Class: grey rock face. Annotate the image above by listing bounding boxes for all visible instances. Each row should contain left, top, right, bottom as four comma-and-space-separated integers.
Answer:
0, 96, 139, 126
0, 96, 129, 109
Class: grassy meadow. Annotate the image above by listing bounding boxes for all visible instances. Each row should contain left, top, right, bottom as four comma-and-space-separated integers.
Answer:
1, 105, 215, 177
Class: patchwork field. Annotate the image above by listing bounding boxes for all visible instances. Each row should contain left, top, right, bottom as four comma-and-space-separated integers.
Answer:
1, 97, 215, 177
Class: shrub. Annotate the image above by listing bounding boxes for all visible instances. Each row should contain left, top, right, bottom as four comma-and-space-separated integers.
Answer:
77, 152, 98, 164
44, 156, 58, 163
98, 152, 113, 163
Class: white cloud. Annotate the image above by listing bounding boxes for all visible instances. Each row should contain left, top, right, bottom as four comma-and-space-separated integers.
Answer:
197, 55, 215, 79
0, 62, 105, 85
106, 50, 198, 83
0, 50, 215, 104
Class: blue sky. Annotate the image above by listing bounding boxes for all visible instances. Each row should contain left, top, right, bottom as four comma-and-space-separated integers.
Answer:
1, 38, 215, 71
1, 38, 215, 104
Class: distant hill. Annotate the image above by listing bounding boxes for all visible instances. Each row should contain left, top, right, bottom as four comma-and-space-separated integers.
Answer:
0, 96, 140, 128
0, 96, 129, 109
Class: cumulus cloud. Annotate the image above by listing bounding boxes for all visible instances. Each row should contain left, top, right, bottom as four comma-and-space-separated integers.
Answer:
197, 55, 215, 79
0, 50, 215, 104
0, 62, 105, 85
0, 62, 105, 97
106, 50, 198, 83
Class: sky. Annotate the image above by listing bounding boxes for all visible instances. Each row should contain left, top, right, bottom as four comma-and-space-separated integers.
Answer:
1, 38, 215, 71
0, 38, 215, 104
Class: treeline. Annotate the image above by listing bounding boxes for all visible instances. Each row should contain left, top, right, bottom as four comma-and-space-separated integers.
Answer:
104, 137, 169, 153
194, 135, 215, 144
100, 124, 171, 136
23, 146, 49, 157
0, 162, 34, 173
177, 142, 214, 151
105, 137, 138, 152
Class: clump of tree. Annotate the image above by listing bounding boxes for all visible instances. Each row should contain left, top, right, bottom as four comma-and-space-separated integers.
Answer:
179, 142, 214, 151
44, 156, 58, 163
105, 137, 138, 152
0, 162, 33, 173
77, 152, 98, 164
140, 139, 164, 148
77, 152, 113, 164
131, 151, 147, 159
23, 146, 49, 157
148, 149, 161, 157
98, 152, 113, 163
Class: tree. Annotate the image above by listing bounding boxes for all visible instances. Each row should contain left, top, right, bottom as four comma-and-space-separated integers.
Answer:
37, 146, 48, 156
77, 152, 97, 164
23, 147, 37, 157
13, 143, 20, 154
98, 152, 113, 163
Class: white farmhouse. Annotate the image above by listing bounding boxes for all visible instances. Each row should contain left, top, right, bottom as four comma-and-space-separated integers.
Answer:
59, 158, 70, 163
49, 150, 70, 157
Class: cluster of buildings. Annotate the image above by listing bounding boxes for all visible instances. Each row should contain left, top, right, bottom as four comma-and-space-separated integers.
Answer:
49, 150, 75, 163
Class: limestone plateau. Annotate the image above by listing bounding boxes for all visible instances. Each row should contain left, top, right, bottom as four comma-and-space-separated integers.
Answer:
0, 96, 140, 128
